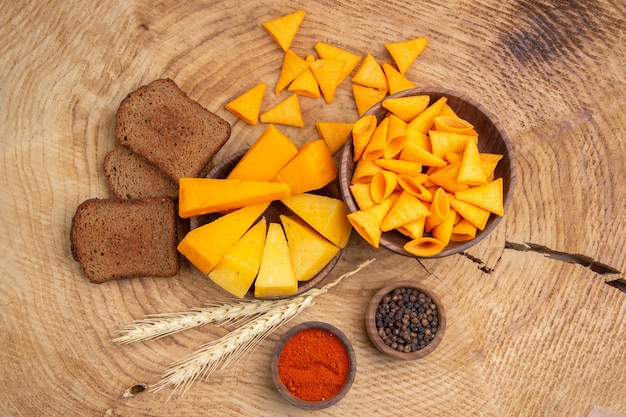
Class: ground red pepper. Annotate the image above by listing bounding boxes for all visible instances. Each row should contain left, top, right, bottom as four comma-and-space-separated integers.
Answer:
277, 327, 350, 402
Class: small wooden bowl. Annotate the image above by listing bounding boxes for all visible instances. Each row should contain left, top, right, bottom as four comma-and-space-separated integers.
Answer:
339, 87, 517, 257
365, 281, 446, 360
189, 149, 343, 300
271, 321, 357, 409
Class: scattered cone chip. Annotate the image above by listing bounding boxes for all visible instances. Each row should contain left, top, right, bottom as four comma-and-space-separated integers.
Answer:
262, 10, 306, 52
314, 41, 362, 84
352, 84, 387, 116
352, 53, 388, 91
260, 93, 304, 127
382, 63, 416, 95
276, 49, 310, 94
225, 82, 266, 125
309, 58, 346, 104
385, 37, 428, 75
315, 121, 353, 155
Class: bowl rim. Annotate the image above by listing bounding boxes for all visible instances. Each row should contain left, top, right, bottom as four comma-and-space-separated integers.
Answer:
189, 148, 343, 300
339, 86, 517, 258
365, 280, 446, 360
271, 321, 357, 409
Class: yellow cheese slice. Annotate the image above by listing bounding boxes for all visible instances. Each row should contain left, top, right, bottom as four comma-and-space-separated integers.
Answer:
280, 214, 340, 282
273, 139, 337, 193
254, 222, 298, 297
227, 124, 298, 181
280, 193, 352, 248
178, 177, 291, 218
177, 202, 270, 274
208, 218, 267, 298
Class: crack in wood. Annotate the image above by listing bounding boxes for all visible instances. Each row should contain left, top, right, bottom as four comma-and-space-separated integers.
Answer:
504, 241, 625, 293
461, 252, 494, 274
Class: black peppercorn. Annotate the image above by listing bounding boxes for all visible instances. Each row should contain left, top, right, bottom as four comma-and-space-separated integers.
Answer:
375, 286, 439, 353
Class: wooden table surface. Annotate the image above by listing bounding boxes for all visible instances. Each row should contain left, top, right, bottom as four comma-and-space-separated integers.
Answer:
2, 1, 625, 416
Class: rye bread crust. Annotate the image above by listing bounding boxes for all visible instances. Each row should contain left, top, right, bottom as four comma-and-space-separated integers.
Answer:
70, 197, 180, 283
103, 146, 178, 199
115, 78, 231, 182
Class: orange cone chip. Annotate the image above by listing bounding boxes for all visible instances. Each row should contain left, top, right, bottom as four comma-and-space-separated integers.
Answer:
349, 183, 376, 210
275, 49, 309, 94
455, 177, 504, 216
352, 84, 388, 116
385, 37, 428, 74
375, 159, 422, 177
480, 153, 504, 179
288, 57, 320, 98
382, 95, 430, 123
262, 10, 306, 52
431, 208, 456, 247
439, 104, 459, 118
260, 93, 304, 127
447, 193, 491, 230
397, 174, 432, 202
315, 121, 353, 155
403, 236, 444, 257
429, 130, 476, 159
351, 114, 377, 161
352, 53, 388, 91
347, 198, 394, 248
444, 152, 462, 164
434, 115, 478, 135
457, 138, 488, 186
397, 217, 426, 240
384, 113, 408, 158
428, 161, 470, 193
351, 159, 381, 184
380, 191, 432, 232
314, 41, 362, 84
400, 138, 447, 167
370, 169, 397, 203
424, 187, 450, 232
225, 82, 267, 125
362, 117, 389, 161
407, 96, 447, 134
309, 58, 346, 104
382, 63, 416, 94
450, 218, 478, 242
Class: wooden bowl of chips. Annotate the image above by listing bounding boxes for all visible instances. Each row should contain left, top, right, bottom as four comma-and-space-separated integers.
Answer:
339, 87, 516, 258
190, 148, 343, 299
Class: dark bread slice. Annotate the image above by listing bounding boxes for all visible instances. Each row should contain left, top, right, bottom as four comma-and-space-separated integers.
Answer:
70, 197, 180, 283
115, 78, 231, 182
103, 146, 178, 199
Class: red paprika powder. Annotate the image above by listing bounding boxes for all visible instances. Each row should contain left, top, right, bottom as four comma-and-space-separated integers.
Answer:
277, 327, 350, 402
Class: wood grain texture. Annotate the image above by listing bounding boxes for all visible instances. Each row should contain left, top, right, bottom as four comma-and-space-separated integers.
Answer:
1, 0, 625, 416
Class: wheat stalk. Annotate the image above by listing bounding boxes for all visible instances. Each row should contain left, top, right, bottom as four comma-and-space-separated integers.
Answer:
110, 297, 297, 344
147, 258, 375, 398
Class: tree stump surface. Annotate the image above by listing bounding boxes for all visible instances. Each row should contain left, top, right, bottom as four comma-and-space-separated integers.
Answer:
1, 1, 625, 416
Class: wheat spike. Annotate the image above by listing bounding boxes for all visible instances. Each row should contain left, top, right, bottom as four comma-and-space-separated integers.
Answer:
110, 297, 297, 344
